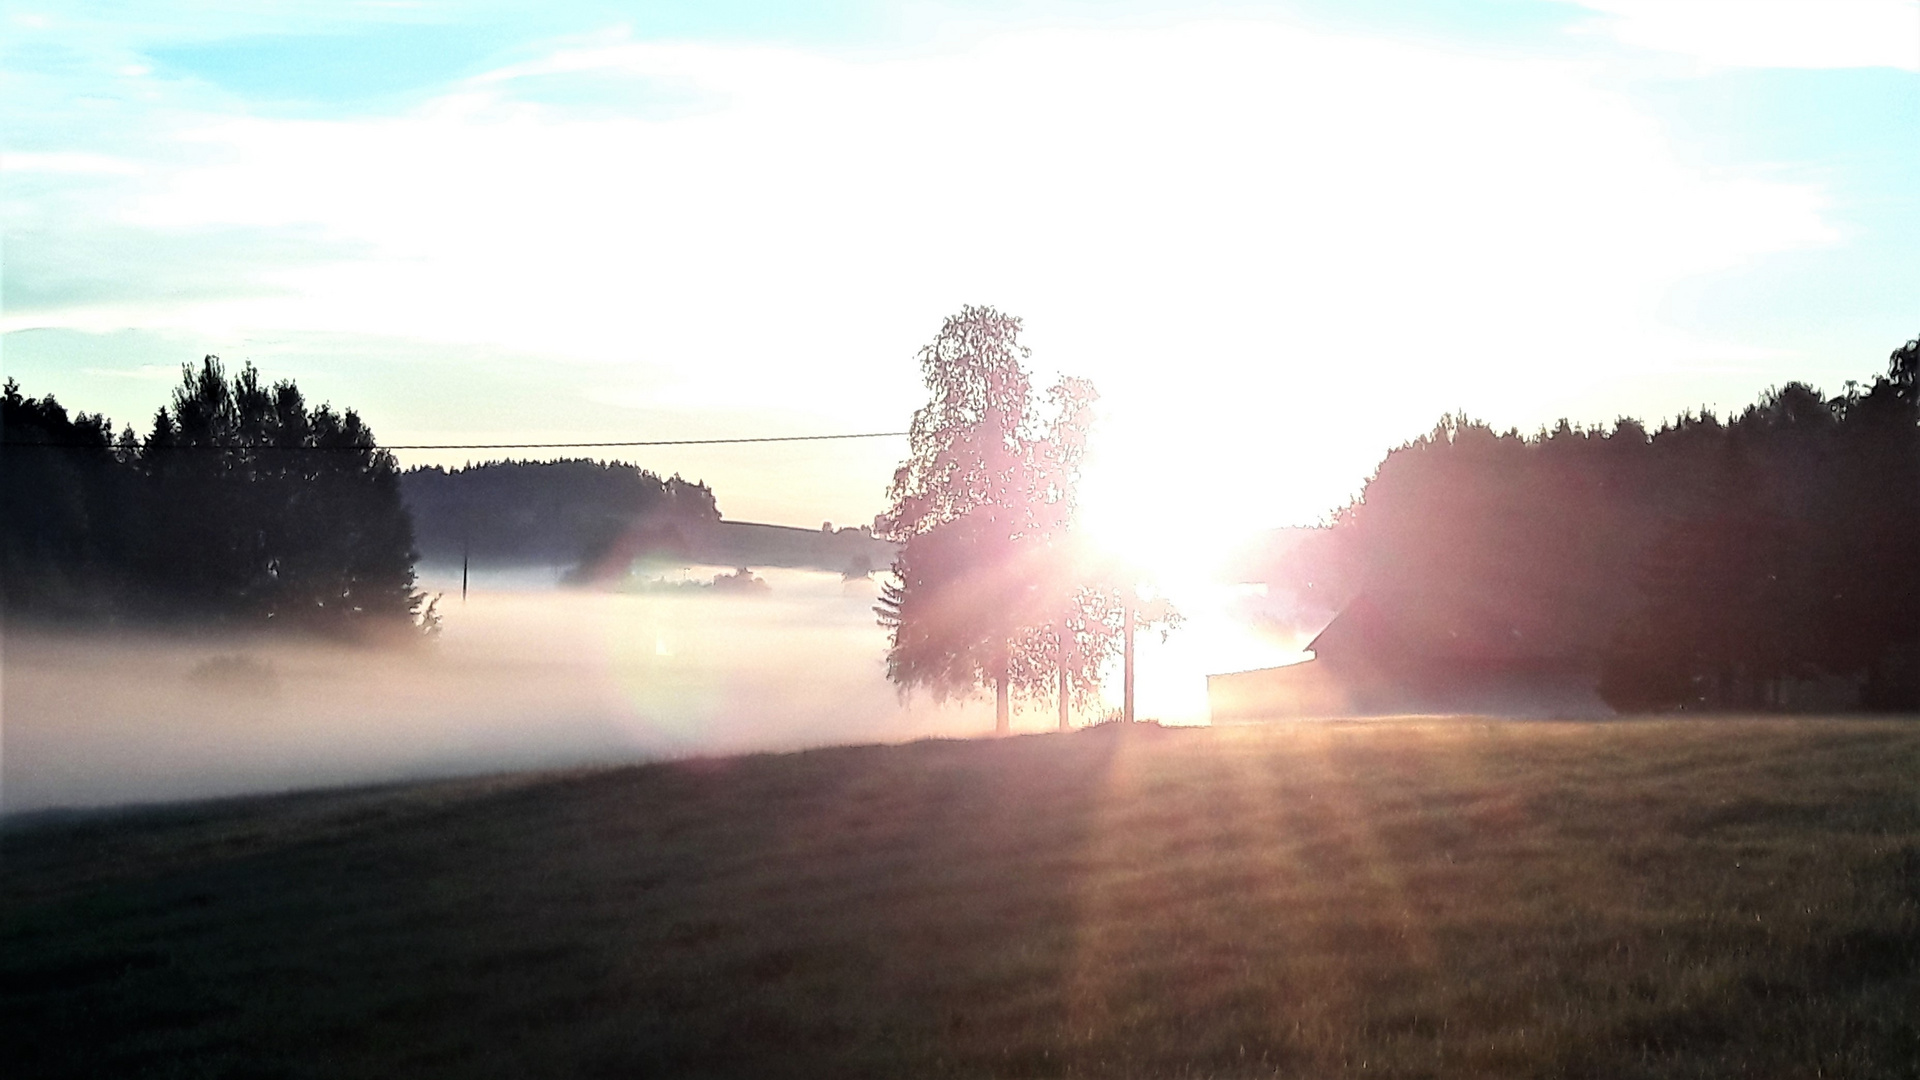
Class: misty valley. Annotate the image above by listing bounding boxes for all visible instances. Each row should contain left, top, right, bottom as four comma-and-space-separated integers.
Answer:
6, 8, 1920, 1067
2, 568, 994, 813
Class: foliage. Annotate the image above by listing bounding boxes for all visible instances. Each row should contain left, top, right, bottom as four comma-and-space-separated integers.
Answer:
1, 379, 138, 615
2, 358, 430, 635
401, 459, 720, 576
875, 306, 1127, 728
1267, 338, 1920, 711
143, 357, 425, 629
1891, 333, 1919, 402
1612, 375, 1920, 709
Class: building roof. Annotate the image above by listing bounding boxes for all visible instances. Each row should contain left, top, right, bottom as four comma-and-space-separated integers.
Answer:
1306, 591, 1587, 665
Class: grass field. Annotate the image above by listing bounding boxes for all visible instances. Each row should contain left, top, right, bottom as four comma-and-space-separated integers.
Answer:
6, 718, 1920, 1078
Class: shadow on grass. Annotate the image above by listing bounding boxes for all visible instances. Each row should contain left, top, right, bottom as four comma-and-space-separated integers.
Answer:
5, 718, 1920, 1078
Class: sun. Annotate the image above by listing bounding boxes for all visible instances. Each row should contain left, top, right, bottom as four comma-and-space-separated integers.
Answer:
1075, 455, 1236, 597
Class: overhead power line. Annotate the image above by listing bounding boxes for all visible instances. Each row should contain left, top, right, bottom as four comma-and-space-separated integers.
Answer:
1, 430, 911, 452
379, 430, 910, 451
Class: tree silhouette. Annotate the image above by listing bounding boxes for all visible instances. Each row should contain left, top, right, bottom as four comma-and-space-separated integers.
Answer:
1264, 336, 1920, 713
4, 359, 429, 634
401, 459, 720, 576
141, 356, 427, 632
1891, 335, 1919, 403
1, 379, 137, 615
875, 307, 1125, 733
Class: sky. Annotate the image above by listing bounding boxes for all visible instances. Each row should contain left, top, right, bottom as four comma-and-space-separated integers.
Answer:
4, 0, 1918, 553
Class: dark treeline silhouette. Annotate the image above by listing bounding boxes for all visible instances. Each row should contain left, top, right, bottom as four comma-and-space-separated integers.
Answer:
1273, 336, 1920, 712
401, 460, 721, 579
2, 357, 427, 635
401, 461, 898, 584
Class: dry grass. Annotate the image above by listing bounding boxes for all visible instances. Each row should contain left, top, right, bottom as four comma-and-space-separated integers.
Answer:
5, 717, 1920, 1078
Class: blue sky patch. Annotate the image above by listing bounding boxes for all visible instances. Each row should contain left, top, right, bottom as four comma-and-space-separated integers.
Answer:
145, 24, 525, 107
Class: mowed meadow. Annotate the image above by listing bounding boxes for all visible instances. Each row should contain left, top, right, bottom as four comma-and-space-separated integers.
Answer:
6, 718, 1920, 1078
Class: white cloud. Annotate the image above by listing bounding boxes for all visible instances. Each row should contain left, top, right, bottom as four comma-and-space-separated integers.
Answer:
79, 363, 181, 380
1575, 0, 1920, 71
11, 18, 1843, 530
2, 151, 146, 175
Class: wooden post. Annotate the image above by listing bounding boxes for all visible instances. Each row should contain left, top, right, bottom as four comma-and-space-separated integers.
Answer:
1123, 599, 1135, 725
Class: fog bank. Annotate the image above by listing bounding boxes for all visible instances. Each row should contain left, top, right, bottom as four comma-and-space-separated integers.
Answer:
2, 569, 998, 814
4, 561, 1313, 814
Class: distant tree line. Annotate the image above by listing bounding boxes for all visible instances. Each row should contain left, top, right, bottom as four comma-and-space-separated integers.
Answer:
401, 462, 908, 585
1275, 337, 1920, 711
2, 357, 427, 635
401, 460, 721, 579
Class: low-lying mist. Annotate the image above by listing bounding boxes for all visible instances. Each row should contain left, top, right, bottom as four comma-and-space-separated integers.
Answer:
2, 568, 999, 814
3, 565, 1306, 815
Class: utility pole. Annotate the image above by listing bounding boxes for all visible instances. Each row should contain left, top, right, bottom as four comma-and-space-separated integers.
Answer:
1057, 616, 1071, 733
1122, 598, 1135, 725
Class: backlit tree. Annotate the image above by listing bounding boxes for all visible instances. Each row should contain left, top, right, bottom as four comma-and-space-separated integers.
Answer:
875, 307, 1124, 733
